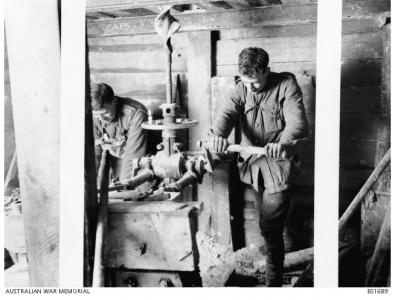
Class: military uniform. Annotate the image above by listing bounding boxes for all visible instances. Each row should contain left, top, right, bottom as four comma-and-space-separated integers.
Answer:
93, 96, 148, 180
211, 72, 308, 286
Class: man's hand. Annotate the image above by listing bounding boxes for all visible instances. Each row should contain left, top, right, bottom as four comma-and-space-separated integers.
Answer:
264, 143, 286, 159
209, 135, 228, 152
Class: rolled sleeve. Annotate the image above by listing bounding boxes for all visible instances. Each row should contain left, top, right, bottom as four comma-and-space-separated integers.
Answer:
120, 111, 148, 180
279, 77, 309, 144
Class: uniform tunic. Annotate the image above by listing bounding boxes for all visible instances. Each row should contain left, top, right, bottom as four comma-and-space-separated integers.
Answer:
211, 72, 308, 194
93, 96, 148, 180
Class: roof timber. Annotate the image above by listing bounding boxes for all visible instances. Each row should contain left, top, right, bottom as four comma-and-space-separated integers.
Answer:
86, 0, 226, 12
87, 4, 317, 36
86, 0, 286, 18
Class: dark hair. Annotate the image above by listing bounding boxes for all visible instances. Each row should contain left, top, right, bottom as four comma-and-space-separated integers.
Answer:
90, 83, 114, 110
238, 47, 269, 78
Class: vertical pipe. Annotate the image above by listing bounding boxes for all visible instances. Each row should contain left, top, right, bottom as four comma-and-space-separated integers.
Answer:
5, 0, 60, 286
166, 47, 172, 104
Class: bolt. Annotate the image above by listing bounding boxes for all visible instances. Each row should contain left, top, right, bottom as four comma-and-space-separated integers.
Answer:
124, 276, 138, 287
159, 278, 174, 287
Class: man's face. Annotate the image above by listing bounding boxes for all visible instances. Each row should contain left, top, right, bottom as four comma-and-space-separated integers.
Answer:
240, 68, 269, 93
93, 102, 114, 122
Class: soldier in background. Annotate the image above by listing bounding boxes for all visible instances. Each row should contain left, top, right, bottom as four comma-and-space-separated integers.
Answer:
91, 82, 148, 181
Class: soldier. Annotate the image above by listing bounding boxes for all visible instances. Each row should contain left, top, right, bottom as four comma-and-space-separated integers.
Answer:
91, 83, 148, 181
209, 47, 308, 286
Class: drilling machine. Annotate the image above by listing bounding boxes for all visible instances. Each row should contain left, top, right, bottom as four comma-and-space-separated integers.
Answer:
92, 8, 292, 287
93, 8, 214, 288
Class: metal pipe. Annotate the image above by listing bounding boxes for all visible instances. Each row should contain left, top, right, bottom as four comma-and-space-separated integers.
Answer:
92, 150, 110, 287
107, 169, 155, 192
166, 47, 172, 104
164, 171, 197, 192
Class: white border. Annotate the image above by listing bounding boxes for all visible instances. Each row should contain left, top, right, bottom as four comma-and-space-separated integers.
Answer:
314, 0, 342, 287
0, 0, 5, 289
59, 0, 85, 286
390, 0, 396, 291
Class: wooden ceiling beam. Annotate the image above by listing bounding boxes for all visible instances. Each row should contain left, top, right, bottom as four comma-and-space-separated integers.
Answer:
86, 0, 218, 12
87, 4, 318, 36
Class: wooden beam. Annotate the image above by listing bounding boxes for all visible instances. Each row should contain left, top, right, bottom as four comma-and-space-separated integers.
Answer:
5, 0, 60, 287
339, 149, 390, 230
86, 0, 219, 12
186, 31, 212, 150
225, 0, 252, 8
87, 4, 318, 36
84, 34, 100, 287
365, 203, 390, 286
196, 2, 233, 11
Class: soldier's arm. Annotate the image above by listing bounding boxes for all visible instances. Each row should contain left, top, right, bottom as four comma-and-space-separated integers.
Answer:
120, 111, 148, 180
279, 76, 309, 144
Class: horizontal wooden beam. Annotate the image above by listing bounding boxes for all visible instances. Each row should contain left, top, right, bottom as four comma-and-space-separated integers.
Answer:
87, 4, 318, 36
87, 0, 390, 37
86, 0, 220, 12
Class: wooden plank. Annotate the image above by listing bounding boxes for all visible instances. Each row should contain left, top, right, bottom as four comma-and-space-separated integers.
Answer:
196, 1, 233, 11
342, 32, 383, 59
220, 18, 381, 41
106, 206, 196, 271
341, 86, 381, 114
86, 0, 283, 10
340, 114, 379, 140
340, 139, 377, 167
198, 162, 233, 248
218, 58, 381, 84
220, 22, 318, 40
5, 0, 60, 286
217, 36, 317, 65
341, 59, 382, 87
217, 31, 381, 66
88, 47, 187, 72
86, 0, 390, 36
87, 4, 318, 36
217, 61, 316, 77
186, 31, 212, 150
339, 167, 373, 191
114, 7, 158, 17
342, 0, 390, 18
88, 31, 187, 47
365, 202, 390, 287
87, 0, 218, 10
89, 72, 187, 114
372, 24, 391, 198
90, 71, 183, 94
281, 0, 316, 4
361, 194, 390, 259
341, 18, 383, 34
226, 0, 252, 8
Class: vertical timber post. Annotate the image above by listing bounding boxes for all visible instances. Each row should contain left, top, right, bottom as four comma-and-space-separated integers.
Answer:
5, 0, 60, 286
186, 31, 233, 248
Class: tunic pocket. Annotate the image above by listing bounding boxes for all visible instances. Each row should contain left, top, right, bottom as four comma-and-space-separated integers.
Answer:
260, 105, 282, 133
